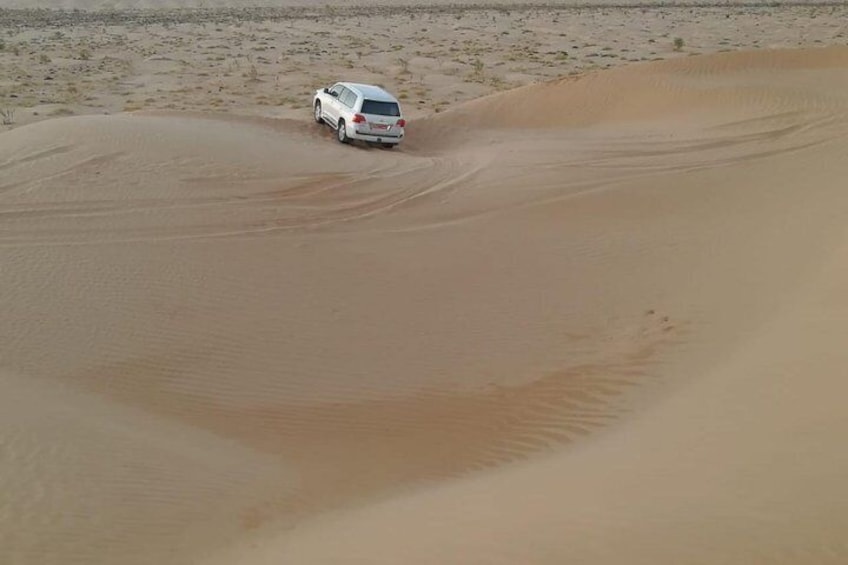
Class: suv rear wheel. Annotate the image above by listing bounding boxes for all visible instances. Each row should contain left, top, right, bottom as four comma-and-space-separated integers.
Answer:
337, 120, 351, 144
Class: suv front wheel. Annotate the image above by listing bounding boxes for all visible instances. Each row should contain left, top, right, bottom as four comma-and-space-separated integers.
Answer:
314, 102, 323, 124
337, 120, 351, 144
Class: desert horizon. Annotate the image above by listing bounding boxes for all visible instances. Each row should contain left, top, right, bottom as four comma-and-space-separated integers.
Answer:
2, 2, 848, 564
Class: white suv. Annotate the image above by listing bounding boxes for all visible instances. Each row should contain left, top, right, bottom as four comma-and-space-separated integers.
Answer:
313, 82, 406, 148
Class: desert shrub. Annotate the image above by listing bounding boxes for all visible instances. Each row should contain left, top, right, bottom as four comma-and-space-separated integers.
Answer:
1, 107, 15, 125
673, 37, 685, 51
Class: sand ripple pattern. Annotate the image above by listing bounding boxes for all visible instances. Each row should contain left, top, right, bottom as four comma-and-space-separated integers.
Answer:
3, 47, 848, 565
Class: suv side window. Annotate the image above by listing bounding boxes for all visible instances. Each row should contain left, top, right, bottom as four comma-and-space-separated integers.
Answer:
340, 88, 357, 108
329, 84, 343, 98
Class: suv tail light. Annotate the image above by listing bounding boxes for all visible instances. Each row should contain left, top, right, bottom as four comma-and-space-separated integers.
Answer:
396, 119, 406, 127
352, 114, 366, 123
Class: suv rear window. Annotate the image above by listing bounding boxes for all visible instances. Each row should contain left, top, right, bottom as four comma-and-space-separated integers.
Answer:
361, 99, 400, 117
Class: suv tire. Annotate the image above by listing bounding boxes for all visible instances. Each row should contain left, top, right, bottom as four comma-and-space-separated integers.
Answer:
337, 120, 351, 144
314, 102, 323, 124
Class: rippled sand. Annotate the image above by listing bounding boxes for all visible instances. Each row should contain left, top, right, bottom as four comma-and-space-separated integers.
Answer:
2, 9, 848, 564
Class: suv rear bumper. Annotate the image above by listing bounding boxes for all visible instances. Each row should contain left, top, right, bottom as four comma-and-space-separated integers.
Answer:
350, 129, 404, 144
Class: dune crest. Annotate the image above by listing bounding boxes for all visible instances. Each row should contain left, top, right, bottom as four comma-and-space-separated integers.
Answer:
3, 47, 848, 565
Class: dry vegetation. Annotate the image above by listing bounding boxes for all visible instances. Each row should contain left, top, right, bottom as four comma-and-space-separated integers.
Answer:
0, 4, 846, 127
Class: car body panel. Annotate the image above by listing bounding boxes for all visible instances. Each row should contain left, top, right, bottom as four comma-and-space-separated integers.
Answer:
313, 82, 405, 145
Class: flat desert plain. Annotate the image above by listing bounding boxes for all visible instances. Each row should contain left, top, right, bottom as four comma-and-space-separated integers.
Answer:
2, 2, 848, 565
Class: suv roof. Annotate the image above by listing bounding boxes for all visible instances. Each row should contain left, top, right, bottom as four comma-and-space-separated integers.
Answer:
340, 82, 398, 103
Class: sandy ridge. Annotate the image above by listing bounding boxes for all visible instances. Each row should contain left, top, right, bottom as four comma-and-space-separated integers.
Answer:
2, 17, 848, 565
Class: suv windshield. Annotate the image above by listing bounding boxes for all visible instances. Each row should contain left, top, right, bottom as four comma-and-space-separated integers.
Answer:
361, 99, 400, 117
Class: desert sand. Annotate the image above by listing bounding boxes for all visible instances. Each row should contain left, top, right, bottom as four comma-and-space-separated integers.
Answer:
2, 3, 848, 565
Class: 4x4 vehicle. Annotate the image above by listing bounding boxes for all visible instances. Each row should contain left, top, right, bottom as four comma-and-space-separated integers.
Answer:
313, 82, 406, 148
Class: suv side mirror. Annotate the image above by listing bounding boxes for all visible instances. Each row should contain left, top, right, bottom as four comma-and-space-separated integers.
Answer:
323, 88, 330, 94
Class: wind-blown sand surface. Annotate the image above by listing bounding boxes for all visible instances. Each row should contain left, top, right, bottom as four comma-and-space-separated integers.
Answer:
2, 7, 848, 564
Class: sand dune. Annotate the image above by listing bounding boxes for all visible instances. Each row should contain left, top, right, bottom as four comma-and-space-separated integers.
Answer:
3, 46, 848, 565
